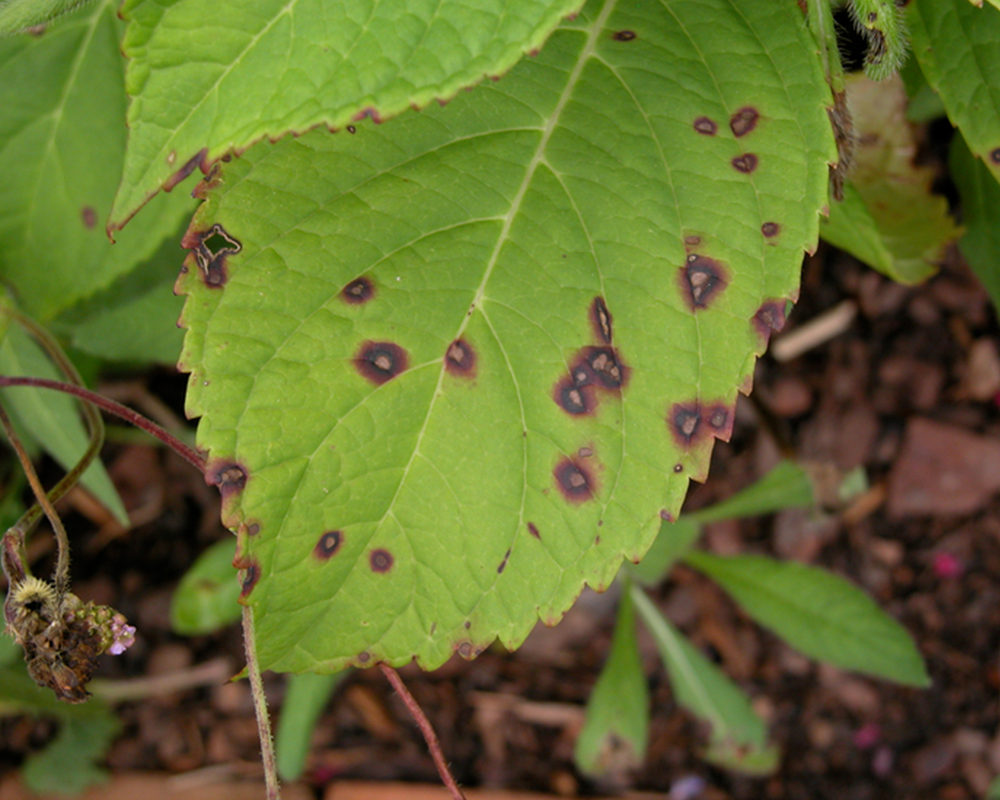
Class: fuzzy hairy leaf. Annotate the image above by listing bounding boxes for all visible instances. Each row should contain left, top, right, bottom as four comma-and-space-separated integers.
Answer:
109, 0, 585, 229
179, 0, 834, 673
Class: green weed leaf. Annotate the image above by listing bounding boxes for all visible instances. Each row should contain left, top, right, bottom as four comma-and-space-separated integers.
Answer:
109, 0, 586, 228
180, 0, 834, 673
276, 670, 346, 782
170, 537, 241, 635
0, 0, 194, 321
630, 585, 777, 775
684, 552, 931, 687
575, 584, 648, 776
951, 132, 1000, 310
909, 0, 1000, 186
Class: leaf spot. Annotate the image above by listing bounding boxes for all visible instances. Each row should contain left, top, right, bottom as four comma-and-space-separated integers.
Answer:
554, 377, 593, 415
341, 276, 375, 304
729, 106, 759, 137
693, 117, 718, 135
357, 651, 371, 664
347, 125, 357, 134
497, 549, 512, 574
670, 403, 702, 447
528, 522, 540, 539
355, 341, 408, 385
164, 147, 208, 192
673, 464, 683, 473
246, 522, 260, 536
186, 223, 241, 288
761, 222, 780, 238
554, 458, 595, 504
369, 548, 394, 573
578, 446, 593, 458
612, 30, 636, 41
680, 255, 728, 310
81, 207, 97, 229
314, 530, 343, 560
590, 296, 613, 344
444, 339, 476, 378
206, 461, 248, 497
684, 235, 701, 246
753, 300, 788, 344
660, 509, 674, 521
731, 154, 758, 173
584, 347, 625, 389
239, 560, 259, 601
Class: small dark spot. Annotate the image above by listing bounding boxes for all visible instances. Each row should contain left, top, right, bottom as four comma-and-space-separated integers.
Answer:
81, 207, 97, 229
590, 296, 613, 344
528, 522, 540, 539
685, 235, 701, 246
680, 255, 728, 310
347, 125, 357, 134
694, 117, 718, 135
444, 339, 476, 377
314, 530, 343, 560
761, 222, 780, 238
732, 153, 758, 174
239, 561, 259, 600
457, 642, 476, 659
578, 447, 593, 458
612, 30, 637, 41
341, 276, 375, 304
370, 549, 394, 573
991, 148, 1000, 164
554, 458, 595, 503
659, 509, 674, 522
729, 106, 759, 138
595, 535, 601, 545
497, 548, 512, 574
753, 300, 788, 343
670, 403, 702, 446
464, 620, 471, 629
673, 464, 683, 473
207, 461, 248, 497
867, 11, 878, 22
247, 522, 260, 536
584, 347, 625, 389
554, 377, 593, 415
355, 341, 408, 385
357, 651, 371, 664
430, 623, 436, 635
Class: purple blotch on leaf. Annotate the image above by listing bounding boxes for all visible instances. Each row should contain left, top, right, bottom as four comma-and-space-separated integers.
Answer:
730, 107, 759, 138
81, 207, 97, 229
357, 651, 371, 664
990, 147, 1000, 163
206, 460, 247, 498
590, 296, 613, 344
314, 530, 343, 560
370, 548, 394, 573
554, 377, 593, 415
497, 549, 512, 574
164, 148, 209, 192
583, 347, 625, 389
528, 522, 540, 539
685, 235, 701, 246
554, 458, 595, 503
732, 154, 758, 174
444, 339, 476, 378
246, 522, 260, 536
670, 403, 702, 447
761, 222, 780, 238
341, 276, 375, 304
355, 341, 408, 385
660, 509, 674, 522
693, 117, 718, 135
753, 300, 788, 344
612, 30, 636, 41
184, 223, 241, 288
680, 254, 728, 310
239, 560, 260, 600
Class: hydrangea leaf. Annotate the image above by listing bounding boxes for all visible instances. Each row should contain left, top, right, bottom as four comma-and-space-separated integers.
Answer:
909, 0, 1000, 186
178, 0, 835, 673
108, 0, 586, 230
0, 0, 195, 321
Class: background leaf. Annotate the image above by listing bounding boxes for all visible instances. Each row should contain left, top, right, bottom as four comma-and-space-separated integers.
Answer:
951, 131, 1000, 310
170, 537, 241, 635
630, 585, 777, 774
684, 552, 931, 687
0, 0, 194, 321
276, 670, 346, 782
179, 0, 834, 673
0, 0, 97, 36
110, 0, 586, 227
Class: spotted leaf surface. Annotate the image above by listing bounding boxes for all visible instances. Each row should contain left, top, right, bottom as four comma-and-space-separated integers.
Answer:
909, 0, 1000, 185
108, 0, 584, 230
179, 0, 835, 673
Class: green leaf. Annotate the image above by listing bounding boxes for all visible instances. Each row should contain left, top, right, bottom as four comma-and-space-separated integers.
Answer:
180, 0, 835, 673
170, 537, 242, 635
908, 0, 1000, 186
683, 552, 931, 687
109, 0, 587, 229
276, 670, 346, 782
951, 132, 1000, 311
820, 75, 959, 285
0, 0, 195, 320
574, 584, 648, 776
632, 459, 813, 585
0, 0, 95, 36
22, 714, 119, 795
0, 324, 128, 525
630, 585, 777, 775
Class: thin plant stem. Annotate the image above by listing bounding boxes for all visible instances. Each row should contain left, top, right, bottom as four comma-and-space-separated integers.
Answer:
380, 663, 467, 800
243, 606, 281, 800
0, 376, 206, 474
0, 399, 71, 591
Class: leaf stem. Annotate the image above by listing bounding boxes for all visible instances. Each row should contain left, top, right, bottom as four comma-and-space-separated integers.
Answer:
243, 606, 281, 800
379, 663, 466, 800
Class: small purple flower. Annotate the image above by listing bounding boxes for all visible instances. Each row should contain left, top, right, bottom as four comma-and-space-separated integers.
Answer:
108, 613, 136, 655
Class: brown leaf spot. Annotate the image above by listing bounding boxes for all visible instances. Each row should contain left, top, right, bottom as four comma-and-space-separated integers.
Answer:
684, 235, 701, 246
583, 346, 626, 389
554, 458, 595, 503
341, 276, 375, 304
239, 560, 260, 601
164, 148, 209, 192
355, 341, 408, 385
669, 403, 702, 447
206, 460, 248, 498
660, 509, 674, 522
553, 377, 594, 415
497, 548, 512, 574
761, 222, 780, 238
680, 254, 728, 310
80, 207, 97, 229
612, 30, 637, 41
528, 522, 540, 539
444, 339, 476, 378
369, 548, 394, 573
693, 117, 718, 135
753, 300, 788, 344
590, 296, 613, 344
184, 223, 242, 288
357, 651, 371, 664
347, 125, 357, 134
246, 522, 260, 536
732, 154, 758, 174
314, 530, 343, 560
673, 464, 684, 473
729, 106, 759, 138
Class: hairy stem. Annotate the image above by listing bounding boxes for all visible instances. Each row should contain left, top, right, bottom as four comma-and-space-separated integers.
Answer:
380, 663, 467, 800
243, 606, 280, 800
